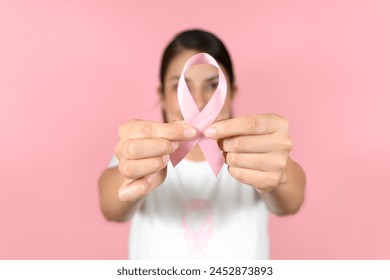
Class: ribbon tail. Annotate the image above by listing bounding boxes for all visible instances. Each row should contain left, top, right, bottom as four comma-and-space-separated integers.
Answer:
170, 138, 198, 167
198, 138, 225, 176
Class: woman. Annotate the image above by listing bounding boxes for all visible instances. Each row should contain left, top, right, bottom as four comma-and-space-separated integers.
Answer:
98, 29, 306, 259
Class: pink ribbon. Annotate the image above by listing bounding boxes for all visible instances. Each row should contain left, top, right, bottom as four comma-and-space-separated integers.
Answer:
170, 53, 227, 176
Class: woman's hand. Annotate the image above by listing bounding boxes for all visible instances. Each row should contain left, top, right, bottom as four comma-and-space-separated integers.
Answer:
205, 114, 293, 193
115, 120, 196, 203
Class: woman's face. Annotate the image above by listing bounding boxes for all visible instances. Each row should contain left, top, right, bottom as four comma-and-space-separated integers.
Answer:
160, 49, 236, 123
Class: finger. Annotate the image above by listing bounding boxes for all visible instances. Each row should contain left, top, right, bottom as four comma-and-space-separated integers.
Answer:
117, 138, 179, 160
169, 120, 186, 124
119, 155, 170, 179
226, 152, 288, 172
119, 120, 197, 140
228, 166, 282, 192
118, 175, 152, 203
118, 171, 164, 203
118, 178, 145, 203
204, 114, 288, 139
220, 134, 292, 153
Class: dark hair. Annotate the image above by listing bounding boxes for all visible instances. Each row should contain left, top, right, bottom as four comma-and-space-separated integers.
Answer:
160, 29, 235, 90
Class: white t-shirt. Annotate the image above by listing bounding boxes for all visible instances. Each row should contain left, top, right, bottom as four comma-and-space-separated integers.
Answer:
109, 157, 269, 259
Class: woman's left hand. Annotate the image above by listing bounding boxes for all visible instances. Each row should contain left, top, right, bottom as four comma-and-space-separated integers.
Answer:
204, 114, 292, 193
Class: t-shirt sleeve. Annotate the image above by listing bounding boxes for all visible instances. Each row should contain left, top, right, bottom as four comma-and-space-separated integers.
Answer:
108, 155, 119, 168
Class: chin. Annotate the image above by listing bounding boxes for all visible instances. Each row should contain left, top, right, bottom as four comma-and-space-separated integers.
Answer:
215, 114, 231, 122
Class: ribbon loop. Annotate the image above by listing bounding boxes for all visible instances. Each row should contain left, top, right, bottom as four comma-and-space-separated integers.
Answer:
170, 53, 227, 176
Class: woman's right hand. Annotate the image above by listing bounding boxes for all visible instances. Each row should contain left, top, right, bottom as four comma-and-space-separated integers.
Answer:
114, 119, 196, 203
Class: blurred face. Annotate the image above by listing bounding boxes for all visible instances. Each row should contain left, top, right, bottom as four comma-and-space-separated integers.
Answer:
160, 50, 236, 122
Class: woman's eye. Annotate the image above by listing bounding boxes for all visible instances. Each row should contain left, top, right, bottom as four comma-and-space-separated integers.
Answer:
171, 84, 178, 92
207, 82, 218, 91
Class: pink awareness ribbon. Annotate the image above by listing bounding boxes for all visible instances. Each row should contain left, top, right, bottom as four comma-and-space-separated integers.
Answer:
170, 53, 227, 176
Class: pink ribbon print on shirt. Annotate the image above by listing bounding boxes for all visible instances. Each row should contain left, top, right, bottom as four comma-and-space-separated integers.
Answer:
182, 199, 214, 259
170, 53, 227, 176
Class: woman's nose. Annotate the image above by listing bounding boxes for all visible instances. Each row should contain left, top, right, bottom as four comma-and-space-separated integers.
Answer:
193, 88, 208, 111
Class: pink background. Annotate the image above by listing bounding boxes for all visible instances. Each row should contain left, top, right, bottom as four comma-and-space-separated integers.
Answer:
1, 0, 389, 259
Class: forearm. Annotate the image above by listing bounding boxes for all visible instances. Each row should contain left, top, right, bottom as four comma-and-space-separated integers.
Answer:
261, 158, 306, 216
98, 167, 144, 222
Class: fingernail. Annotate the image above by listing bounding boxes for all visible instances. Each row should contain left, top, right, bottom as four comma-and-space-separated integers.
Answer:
147, 173, 156, 184
183, 127, 197, 138
162, 154, 170, 165
204, 127, 217, 137
171, 141, 179, 151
